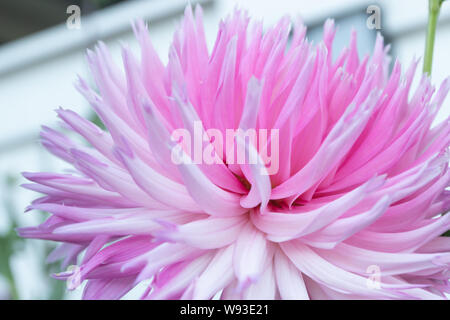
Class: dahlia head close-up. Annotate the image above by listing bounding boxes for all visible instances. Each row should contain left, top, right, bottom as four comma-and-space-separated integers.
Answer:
18, 4, 449, 300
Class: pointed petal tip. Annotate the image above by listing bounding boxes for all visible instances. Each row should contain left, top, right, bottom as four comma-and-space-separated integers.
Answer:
21, 171, 34, 179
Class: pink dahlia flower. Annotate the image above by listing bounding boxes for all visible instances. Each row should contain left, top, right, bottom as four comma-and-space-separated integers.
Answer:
20, 6, 450, 300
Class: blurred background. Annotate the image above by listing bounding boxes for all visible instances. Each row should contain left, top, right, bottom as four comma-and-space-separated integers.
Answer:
0, 0, 449, 299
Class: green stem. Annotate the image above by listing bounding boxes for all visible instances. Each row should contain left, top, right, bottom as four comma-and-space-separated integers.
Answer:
423, 0, 444, 75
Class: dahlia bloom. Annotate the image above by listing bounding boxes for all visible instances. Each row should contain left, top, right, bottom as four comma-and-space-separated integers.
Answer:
19, 6, 450, 300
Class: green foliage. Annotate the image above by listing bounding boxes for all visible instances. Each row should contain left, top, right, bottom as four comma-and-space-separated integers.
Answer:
1, 174, 66, 300
89, 112, 106, 131
0, 175, 23, 299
